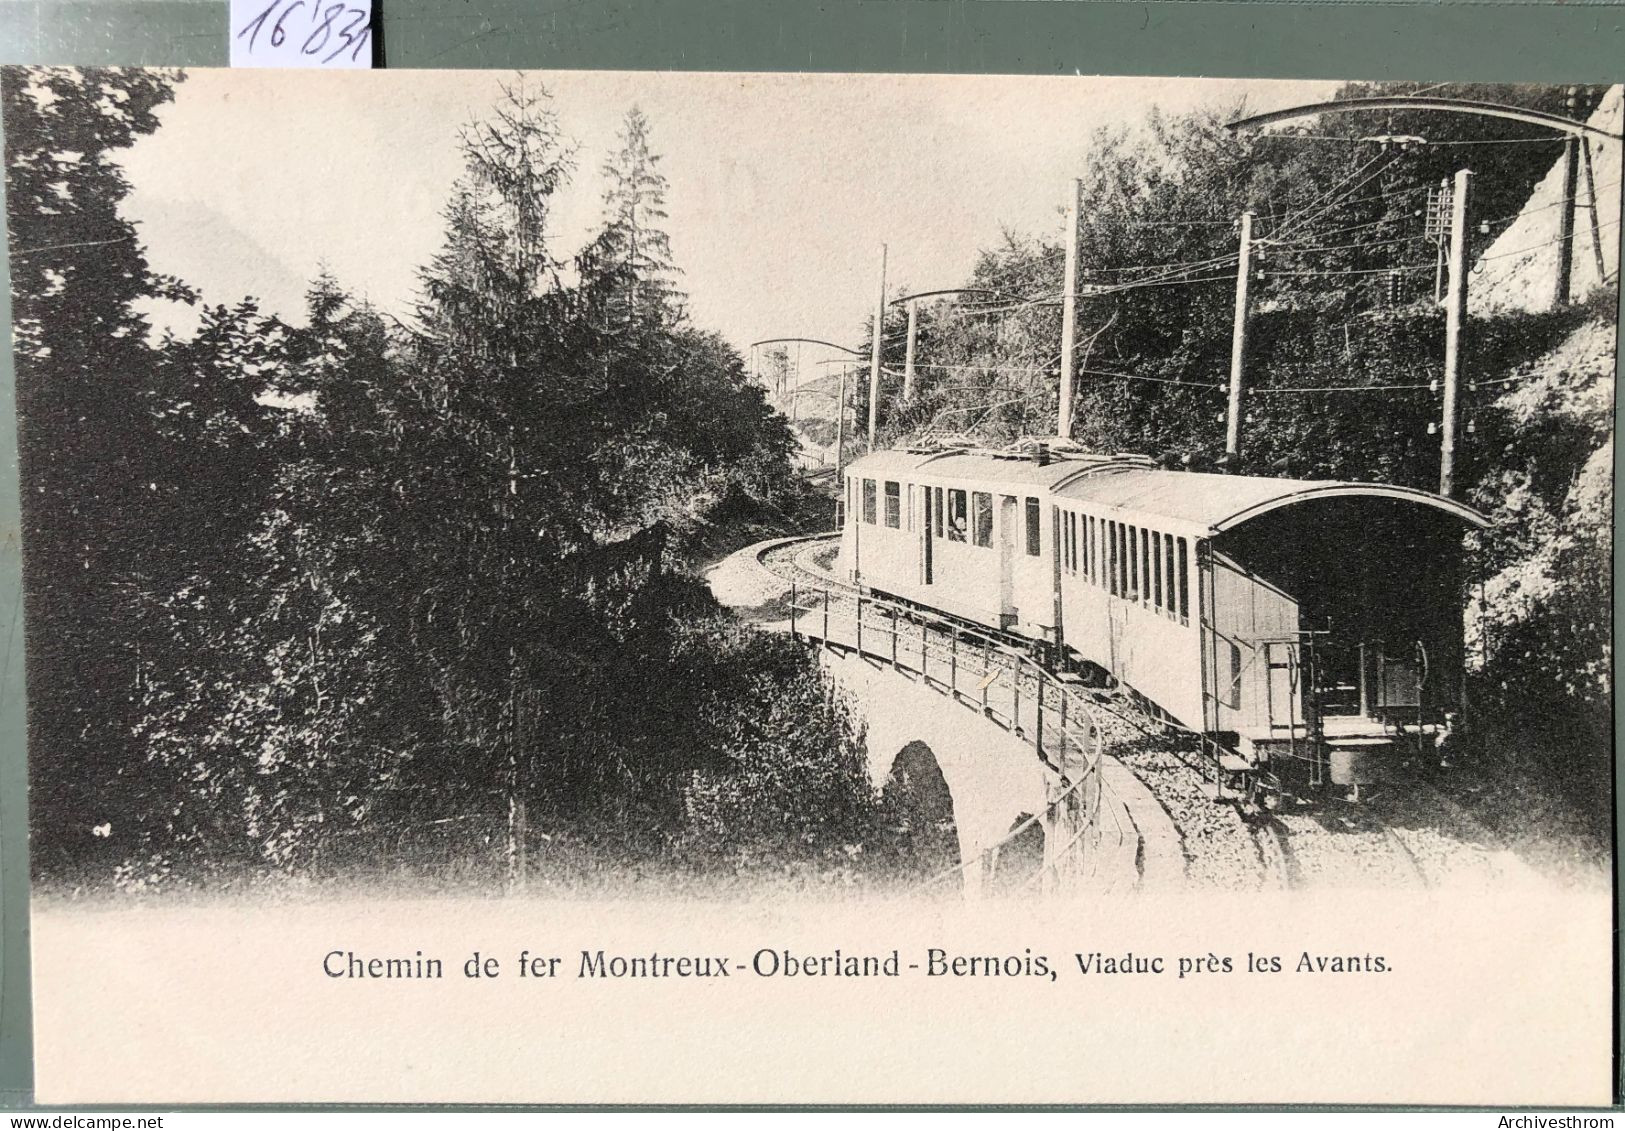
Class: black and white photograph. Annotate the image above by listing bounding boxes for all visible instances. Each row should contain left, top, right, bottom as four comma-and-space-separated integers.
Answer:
4, 66, 1617, 1104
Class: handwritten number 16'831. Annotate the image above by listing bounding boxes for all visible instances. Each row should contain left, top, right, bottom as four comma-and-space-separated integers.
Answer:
237, 0, 371, 64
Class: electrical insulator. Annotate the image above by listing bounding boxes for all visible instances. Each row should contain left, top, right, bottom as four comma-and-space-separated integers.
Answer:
1215, 412, 1226, 423
1429, 379, 1439, 394
1479, 220, 1491, 235
1467, 418, 1477, 435
1387, 271, 1402, 305
1427, 421, 1439, 435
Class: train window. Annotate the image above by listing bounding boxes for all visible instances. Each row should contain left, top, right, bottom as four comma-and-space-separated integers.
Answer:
1152, 529, 1163, 610
1108, 522, 1119, 596
1131, 526, 1144, 601
1086, 516, 1095, 585
1067, 512, 1077, 573
1111, 520, 1124, 591
1177, 538, 1189, 621
1142, 528, 1153, 607
972, 492, 993, 547
1115, 524, 1123, 594
1121, 524, 1131, 596
1103, 522, 1112, 594
883, 481, 901, 528
947, 489, 968, 542
905, 484, 913, 531
934, 487, 945, 538
862, 479, 877, 525
1025, 497, 1041, 557
1097, 519, 1104, 588
1163, 533, 1176, 618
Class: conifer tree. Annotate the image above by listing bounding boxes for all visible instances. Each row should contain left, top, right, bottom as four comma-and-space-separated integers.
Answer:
596, 106, 683, 323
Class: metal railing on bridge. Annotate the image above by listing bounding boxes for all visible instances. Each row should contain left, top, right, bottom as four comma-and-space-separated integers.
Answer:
788, 583, 1132, 896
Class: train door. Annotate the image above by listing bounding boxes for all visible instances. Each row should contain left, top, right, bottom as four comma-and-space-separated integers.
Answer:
1208, 552, 1302, 738
998, 494, 1017, 622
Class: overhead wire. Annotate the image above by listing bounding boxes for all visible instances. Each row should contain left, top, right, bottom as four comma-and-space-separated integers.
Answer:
1253, 381, 1436, 394
1079, 367, 1225, 390
1273, 151, 1405, 239
1274, 213, 1417, 241
1479, 180, 1621, 226
1264, 230, 1431, 255
812, 119, 1600, 424
1083, 271, 1238, 294
1260, 263, 1434, 278
1476, 216, 1620, 262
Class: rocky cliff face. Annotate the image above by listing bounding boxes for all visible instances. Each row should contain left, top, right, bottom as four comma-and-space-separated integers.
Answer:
1471, 85, 1621, 315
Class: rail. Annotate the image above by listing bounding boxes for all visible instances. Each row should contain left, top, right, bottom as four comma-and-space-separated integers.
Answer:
788, 581, 1130, 895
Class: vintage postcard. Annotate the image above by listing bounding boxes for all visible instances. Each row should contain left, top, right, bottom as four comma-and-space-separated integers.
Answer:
3, 67, 1617, 1105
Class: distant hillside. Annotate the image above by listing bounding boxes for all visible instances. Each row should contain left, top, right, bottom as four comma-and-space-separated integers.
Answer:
764, 369, 848, 470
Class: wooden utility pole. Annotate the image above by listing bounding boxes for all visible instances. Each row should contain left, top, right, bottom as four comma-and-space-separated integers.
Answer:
903, 300, 919, 402
1554, 87, 1581, 309
1057, 177, 1083, 439
1556, 137, 1580, 308
791, 341, 801, 425
1441, 168, 1472, 499
1224, 210, 1255, 459
835, 366, 849, 487
1582, 138, 1609, 285
867, 244, 887, 449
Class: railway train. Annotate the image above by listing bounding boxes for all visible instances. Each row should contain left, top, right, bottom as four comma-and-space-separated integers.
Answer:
837, 443, 1490, 802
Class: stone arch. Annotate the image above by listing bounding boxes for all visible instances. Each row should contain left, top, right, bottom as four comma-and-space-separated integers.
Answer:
880, 741, 960, 886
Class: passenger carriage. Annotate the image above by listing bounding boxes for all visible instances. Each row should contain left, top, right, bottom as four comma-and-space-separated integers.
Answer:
838, 445, 1490, 801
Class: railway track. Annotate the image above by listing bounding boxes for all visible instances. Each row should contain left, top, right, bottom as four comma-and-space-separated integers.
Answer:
749, 532, 1506, 893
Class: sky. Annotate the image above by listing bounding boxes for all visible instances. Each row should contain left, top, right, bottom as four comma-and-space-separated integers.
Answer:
118, 70, 1340, 369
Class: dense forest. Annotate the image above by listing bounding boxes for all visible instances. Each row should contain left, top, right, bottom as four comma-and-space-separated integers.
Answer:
6, 68, 918, 894
837, 82, 1616, 840
7, 70, 1615, 892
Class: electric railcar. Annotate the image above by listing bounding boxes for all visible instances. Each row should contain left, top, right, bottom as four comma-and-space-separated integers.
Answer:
837, 445, 1490, 799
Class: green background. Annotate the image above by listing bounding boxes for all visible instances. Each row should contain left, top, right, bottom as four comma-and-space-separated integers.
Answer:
0, 0, 1620, 1109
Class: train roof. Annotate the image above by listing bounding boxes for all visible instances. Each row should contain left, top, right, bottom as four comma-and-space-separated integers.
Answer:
842, 447, 1491, 536
910, 451, 1115, 488
1054, 468, 1492, 536
842, 447, 1138, 490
